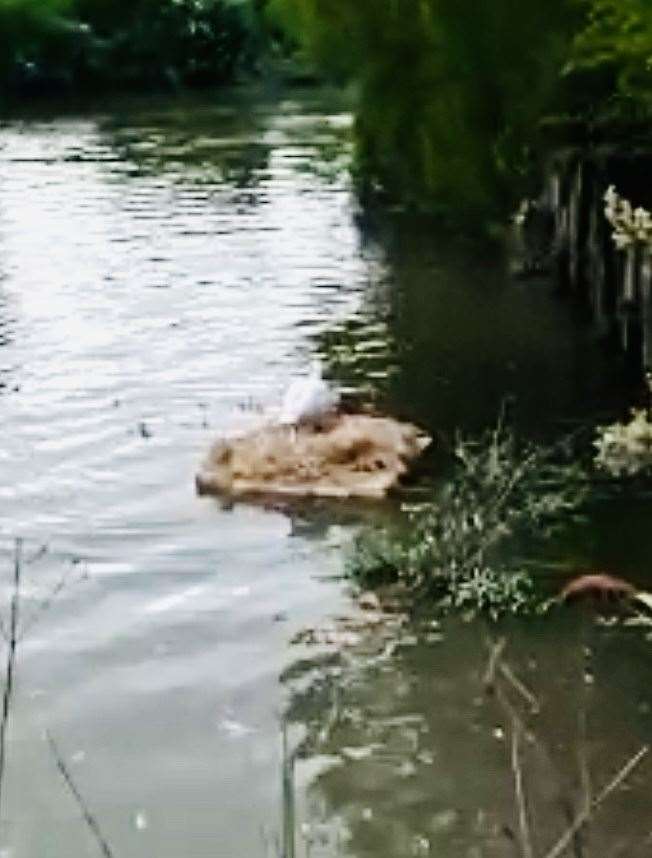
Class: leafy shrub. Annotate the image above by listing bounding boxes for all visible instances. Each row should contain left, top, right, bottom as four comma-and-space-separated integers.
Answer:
347, 422, 588, 618
267, 0, 583, 219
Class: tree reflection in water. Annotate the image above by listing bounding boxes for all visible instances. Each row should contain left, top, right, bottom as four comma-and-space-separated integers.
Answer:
281, 611, 652, 857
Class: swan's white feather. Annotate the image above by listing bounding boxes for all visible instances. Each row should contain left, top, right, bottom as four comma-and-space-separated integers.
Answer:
280, 365, 339, 425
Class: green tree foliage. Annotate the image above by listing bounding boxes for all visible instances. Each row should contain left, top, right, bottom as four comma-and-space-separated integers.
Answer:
564, 0, 652, 118
268, 0, 652, 217
268, 0, 583, 219
77, 0, 253, 88
346, 424, 588, 618
0, 0, 77, 82
0, 0, 254, 96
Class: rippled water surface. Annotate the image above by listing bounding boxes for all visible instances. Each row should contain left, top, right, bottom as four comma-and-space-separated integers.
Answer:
1, 88, 651, 857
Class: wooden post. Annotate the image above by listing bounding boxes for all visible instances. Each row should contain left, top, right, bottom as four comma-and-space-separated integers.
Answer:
568, 160, 583, 290
587, 189, 606, 326
641, 250, 652, 372
624, 245, 637, 302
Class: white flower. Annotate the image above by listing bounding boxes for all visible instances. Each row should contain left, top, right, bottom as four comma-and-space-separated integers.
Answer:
604, 188, 652, 250
595, 409, 652, 476
613, 231, 633, 250
604, 185, 618, 206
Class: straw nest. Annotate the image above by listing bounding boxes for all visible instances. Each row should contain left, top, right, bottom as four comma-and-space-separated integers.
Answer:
196, 414, 431, 499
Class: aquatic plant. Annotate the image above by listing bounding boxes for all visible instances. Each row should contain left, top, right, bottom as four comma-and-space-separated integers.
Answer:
0, 541, 107, 851
346, 422, 588, 618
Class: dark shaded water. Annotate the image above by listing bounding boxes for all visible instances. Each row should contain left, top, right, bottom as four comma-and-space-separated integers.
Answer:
0, 87, 651, 857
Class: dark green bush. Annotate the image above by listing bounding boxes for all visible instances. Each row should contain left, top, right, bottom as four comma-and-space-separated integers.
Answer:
267, 0, 584, 219
562, 0, 652, 120
346, 423, 588, 619
266, 0, 652, 218
0, 0, 255, 97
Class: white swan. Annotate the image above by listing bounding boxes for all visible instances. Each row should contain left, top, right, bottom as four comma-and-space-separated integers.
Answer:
279, 361, 339, 432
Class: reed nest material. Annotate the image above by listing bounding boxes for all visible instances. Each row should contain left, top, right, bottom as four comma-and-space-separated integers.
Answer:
196, 414, 431, 499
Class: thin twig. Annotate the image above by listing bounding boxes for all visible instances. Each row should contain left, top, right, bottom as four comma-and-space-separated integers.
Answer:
25, 543, 48, 565
543, 745, 649, 858
483, 637, 539, 713
499, 662, 540, 715
46, 731, 116, 858
483, 636, 507, 690
559, 798, 583, 858
19, 559, 86, 641
573, 660, 592, 858
282, 723, 296, 858
511, 722, 534, 858
487, 647, 536, 858
0, 538, 22, 817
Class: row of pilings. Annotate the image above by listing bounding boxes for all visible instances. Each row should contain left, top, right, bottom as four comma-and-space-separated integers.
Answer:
542, 147, 652, 374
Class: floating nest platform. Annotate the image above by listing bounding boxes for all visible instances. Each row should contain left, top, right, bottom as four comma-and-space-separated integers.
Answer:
196, 414, 431, 500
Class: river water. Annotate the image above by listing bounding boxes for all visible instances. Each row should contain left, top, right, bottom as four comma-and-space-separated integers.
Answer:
1, 87, 651, 857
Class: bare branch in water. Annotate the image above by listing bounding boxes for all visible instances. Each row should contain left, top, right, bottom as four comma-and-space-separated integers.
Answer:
542, 746, 649, 858
0, 538, 22, 817
46, 731, 116, 858
19, 558, 88, 641
484, 636, 539, 714
282, 723, 296, 858
499, 661, 540, 715
25, 543, 48, 565
483, 636, 507, 690
511, 724, 534, 858
572, 658, 592, 858
484, 638, 536, 858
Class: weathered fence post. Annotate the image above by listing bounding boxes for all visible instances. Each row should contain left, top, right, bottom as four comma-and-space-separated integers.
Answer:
641, 251, 652, 372
568, 159, 583, 291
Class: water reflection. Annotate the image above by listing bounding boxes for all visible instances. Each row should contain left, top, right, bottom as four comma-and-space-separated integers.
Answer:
97, 92, 353, 193
317, 213, 633, 439
0, 291, 17, 395
283, 613, 652, 857
0, 88, 376, 858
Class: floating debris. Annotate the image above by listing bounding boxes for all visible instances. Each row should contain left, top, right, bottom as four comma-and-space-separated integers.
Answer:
559, 573, 635, 603
134, 811, 148, 831
558, 572, 652, 616
196, 413, 430, 500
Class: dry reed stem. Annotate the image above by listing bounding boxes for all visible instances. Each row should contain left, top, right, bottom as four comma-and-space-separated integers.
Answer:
499, 661, 540, 714
483, 636, 507, 689
46, 731, 116, 858
542, 745, 649, 858
0, 538, 22, 819
511, 723, 535, 858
